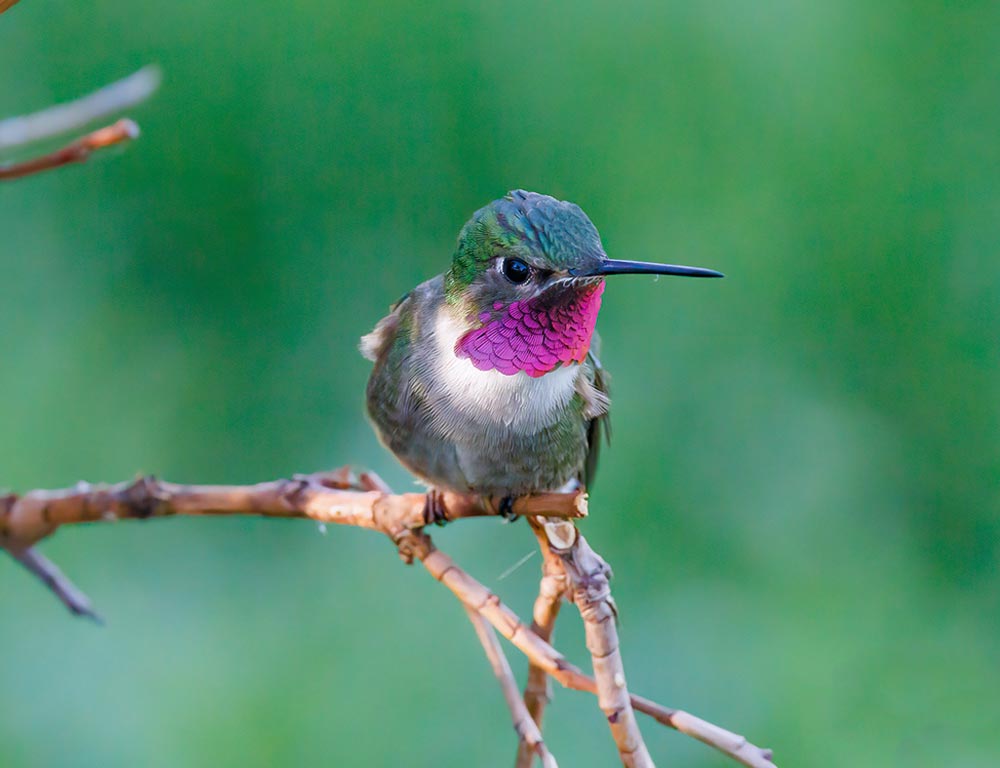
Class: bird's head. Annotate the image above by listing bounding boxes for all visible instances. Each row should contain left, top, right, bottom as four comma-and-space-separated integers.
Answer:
444, 190, 721, 378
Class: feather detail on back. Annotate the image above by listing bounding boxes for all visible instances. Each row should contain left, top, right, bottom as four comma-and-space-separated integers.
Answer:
359, 292, 410, 361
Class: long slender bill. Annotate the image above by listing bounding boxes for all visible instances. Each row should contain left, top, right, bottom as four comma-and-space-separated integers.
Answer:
574, 259, 724, 278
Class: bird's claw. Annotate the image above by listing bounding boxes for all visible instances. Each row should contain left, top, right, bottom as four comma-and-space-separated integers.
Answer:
498, 496, 519, 522
423, 489, 449, 527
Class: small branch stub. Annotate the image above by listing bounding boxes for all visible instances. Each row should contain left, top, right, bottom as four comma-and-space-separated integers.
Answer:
0, 65, 161, 181
0, 119, 140, 181
0, 66, 161, 151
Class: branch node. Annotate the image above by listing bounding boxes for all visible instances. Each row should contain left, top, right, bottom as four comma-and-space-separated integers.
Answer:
122, 475, 165, 518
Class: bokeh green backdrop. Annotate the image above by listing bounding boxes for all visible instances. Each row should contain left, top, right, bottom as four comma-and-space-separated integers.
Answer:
2, 2, 998, 766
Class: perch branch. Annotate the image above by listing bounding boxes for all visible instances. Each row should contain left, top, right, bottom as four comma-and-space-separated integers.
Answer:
0, 470, 585, 611
465, 607, 557, 768
0, 470, 585, 551
0, 119, 140, 181
1, 469, 773, 767
0, 0, 21, 16
0, 66, 161, 151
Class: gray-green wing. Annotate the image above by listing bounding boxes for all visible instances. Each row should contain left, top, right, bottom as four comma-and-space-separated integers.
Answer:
361, 293, 417, 441
581, 349, 611, 490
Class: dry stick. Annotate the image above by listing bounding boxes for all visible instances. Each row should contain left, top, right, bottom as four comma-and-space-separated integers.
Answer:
515, 530, 570, 768
6, 546, 101, 622
536, 519, 653, 768
465, 607, 558, 768
0, 119, 141, 181
0, 470, 773, 768
362, 468, 559, 768
0, 471, 585, 548
0, 0, 21, 16
0, 66, 161, 151
630, 695, 775, 768
0, 471, 586, 612
407, 529, 775, 768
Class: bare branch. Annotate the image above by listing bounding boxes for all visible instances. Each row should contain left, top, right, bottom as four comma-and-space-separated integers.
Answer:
0, 471, 585, 550
0, 470, 586, 612
1, 468, 772, 767
533, 520, 653, 767
0, 66, 161, 151
465, 607, 557, 768
6, 546, 101, 623
411, 526, 776, 768
0, 0, 22, 16
0, 119, 140, 181
516, 527, 569, 768
630, 696, 775, 768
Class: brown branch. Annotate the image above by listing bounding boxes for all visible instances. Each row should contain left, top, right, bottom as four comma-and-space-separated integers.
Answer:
630, 696, 775, 768
0, 470, 586, 609
1, 469, 773, 767
0, 66, 160, 181
0, 66, 160, 151
465, 607, 557, 768
409, 523, 775, 768
0, 470, 585, 550
0, 0, 21, 16
0, 119, 140, 181
516, 526, 570, 768
534, 519, 653, 767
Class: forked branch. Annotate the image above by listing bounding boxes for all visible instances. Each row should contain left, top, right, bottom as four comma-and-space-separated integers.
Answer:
0, 470, 773, 768
398, 521, 775, 767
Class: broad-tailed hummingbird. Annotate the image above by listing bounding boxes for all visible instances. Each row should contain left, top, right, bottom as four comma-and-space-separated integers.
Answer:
361, 190, 721, 503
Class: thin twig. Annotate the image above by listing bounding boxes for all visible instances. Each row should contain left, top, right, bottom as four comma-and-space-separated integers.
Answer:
528, 519, 654, 767
516, 529, 569, 768
465, 606, 557, 768
6, 546, 102, 623
0, 119, 140, 181
0, 66, 161, 151
630, 695, 775, 767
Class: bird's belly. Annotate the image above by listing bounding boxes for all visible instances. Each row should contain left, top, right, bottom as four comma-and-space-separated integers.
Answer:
418, 366, 588, 495
450, 423, 588, 495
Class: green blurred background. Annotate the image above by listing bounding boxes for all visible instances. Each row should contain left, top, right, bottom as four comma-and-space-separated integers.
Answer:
2, 2, 998, 766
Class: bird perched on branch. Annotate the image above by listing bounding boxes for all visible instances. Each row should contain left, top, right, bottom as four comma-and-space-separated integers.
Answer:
361, 190, 721, 514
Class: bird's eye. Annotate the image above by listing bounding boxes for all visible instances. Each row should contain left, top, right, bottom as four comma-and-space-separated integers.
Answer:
501, 257, 532, 284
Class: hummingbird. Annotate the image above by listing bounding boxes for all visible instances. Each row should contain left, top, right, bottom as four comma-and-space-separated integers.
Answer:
361, 190, 721, 511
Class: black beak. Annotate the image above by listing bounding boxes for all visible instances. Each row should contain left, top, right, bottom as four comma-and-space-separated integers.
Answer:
571, 259, 724, 279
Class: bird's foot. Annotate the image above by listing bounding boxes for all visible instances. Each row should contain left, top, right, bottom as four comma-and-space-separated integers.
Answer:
422, 488, 449, 527
498, 495, 519, 523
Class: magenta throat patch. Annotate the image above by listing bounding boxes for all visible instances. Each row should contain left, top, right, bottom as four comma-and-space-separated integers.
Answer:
454, 281, 605, 377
